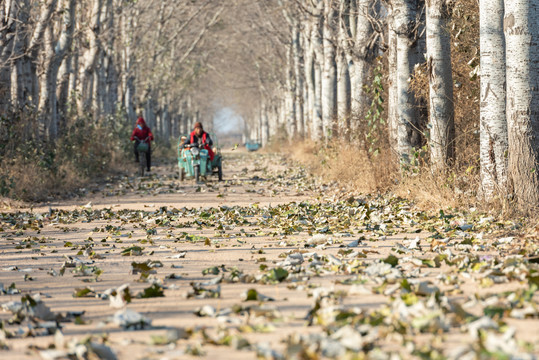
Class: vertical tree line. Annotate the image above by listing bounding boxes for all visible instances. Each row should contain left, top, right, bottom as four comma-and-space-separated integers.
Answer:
0, 0, 223, 146
245, 0, 538, 211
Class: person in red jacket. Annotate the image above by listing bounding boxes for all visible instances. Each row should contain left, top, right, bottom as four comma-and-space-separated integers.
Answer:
183, 122, 215, 161
130, 116, 154, 171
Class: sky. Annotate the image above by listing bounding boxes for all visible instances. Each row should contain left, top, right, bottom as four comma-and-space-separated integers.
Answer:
212, 107, 245, 136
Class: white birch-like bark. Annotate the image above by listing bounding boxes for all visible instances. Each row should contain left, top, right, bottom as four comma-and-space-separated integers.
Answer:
10, 0, 35, 113
0, 0, 16, 111
352, 0, 375, 119
101, 0, 115, 117
121, 2, 136, 123
480, 0, 507, 199
261, 101, 270, 146
285, 42, 297, 139
337, 0, 351, 138
268, 101, 279, 139
57, 54, 72, 125
322, 0, 338, 139
162, 99, 170, 143
303, 21, 316, 139
311, 4, 324, 141
27, 0, 57, 52
38, 0, 75, 140
78, 0, 103, 114
504, 0, 539, 209
393, 0, 420, 163
427, 0, 455, 170
387, 8, 399, 153
293, 22, 305, 138
336, 47, 351, 137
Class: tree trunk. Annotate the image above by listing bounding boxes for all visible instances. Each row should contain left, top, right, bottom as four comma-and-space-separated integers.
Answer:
393, 0, 421, 163
78, 0, 104, 115
311, 7, 324, 141
504, 0, 539, 210
387, 9, 399, 154
336, 47, 351, 138
121, 2, 136, 124
0, 0, 16, 113
351, 0, 376, 122
303, 22, 315, 140
262, 104, 270, 146
322, 0, 338, 140
480, 0, 508, 199
38, 0, 75, 140
285, 41, 297, 139
427, 0, 455, 170
293, 22, 305, 139
337, 0, 351, 139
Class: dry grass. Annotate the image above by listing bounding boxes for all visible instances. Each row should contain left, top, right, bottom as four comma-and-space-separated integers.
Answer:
287, 139, 524, 218
0, 112, 136, 203
0, 158, 82, 202
289, 140, 397, 194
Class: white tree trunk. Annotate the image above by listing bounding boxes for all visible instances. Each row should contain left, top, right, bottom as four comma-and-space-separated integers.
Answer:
387, 9, 399, 154
480, 0, 508, 199
101, 0, 115, 117
337, 0, 351, 138
0, 0, 16, 112
311, 8, 324, 141
78, 0, 103, 114
504, 0, 539, 209
38, 0, 75, 140
393, 0, 420, 163
322, 0, 338, 140
427, 0, 455, 170
336, 47, 351, 138
303, 22, 316, 139
351, 0, 375, 120
121, 2, 136, 123
285, 42, 297, 139
293, 22, 305, 139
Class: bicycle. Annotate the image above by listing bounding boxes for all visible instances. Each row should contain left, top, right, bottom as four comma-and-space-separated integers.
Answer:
135, 137, 150, 177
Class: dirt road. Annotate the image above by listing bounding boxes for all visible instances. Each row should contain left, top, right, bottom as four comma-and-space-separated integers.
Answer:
1, 150, 538, 359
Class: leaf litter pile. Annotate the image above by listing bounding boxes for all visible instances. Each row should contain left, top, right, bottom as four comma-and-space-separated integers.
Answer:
0, 152, 538, 359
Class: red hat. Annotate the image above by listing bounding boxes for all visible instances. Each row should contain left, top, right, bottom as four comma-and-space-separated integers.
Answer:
194, 122, 203, 130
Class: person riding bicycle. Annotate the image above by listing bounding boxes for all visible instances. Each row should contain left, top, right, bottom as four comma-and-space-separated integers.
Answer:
130, 116, 154, 172
184, 122, 215, 161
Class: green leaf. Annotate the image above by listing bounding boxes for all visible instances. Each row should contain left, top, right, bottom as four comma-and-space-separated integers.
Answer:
73, 287, 94, 298
137, 284, 164, 298
265, 267, 288, 283
383, 255, 399, 267
121, 246, 143, 256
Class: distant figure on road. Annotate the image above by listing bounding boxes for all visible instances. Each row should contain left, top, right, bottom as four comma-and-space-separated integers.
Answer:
130, 116, 154, 172
184, 122, 215, 161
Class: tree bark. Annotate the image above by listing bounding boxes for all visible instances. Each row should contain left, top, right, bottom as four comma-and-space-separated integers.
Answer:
479, 0, 508, 200
0, 0, 16, 112
285, 41, 297, 139
303, 21, 315, 139
38, 0, 75, 140
121, 1, 136, 123
311, 4, 324, 141
337, 0, 351, 138
78, 0, 104, 115
352, 0, 376, 122
427, 0, 455, 170
504, 0, 539, 210
293, 22, 305, 139
322, 0, 338, 140
387, 8, 399, 154
393, 0, 422, 163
